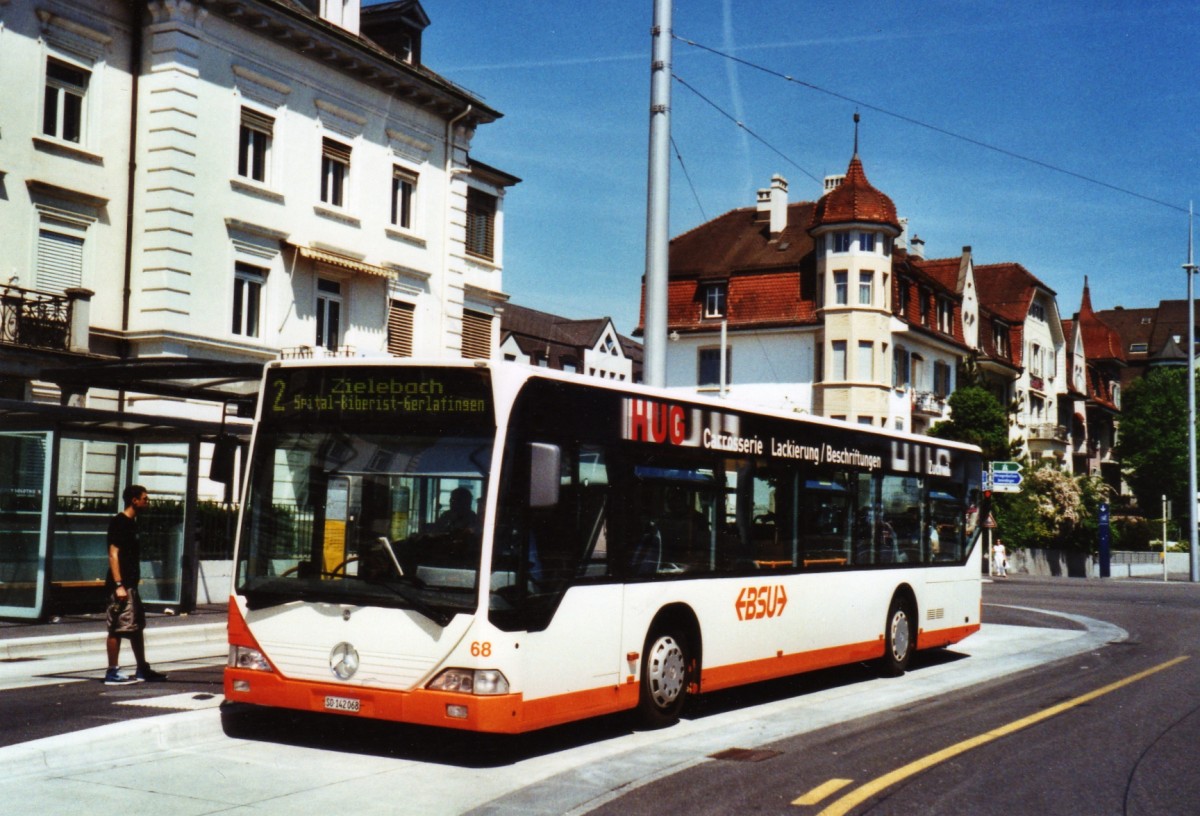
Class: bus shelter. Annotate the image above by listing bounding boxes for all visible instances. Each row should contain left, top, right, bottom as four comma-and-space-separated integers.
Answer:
0, 360, 260, 621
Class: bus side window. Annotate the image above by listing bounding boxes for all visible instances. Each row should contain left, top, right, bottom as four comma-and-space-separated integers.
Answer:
743, 466, 794, 569
798, 473, 852, 568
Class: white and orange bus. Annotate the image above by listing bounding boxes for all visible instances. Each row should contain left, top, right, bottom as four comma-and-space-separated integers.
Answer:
225, 359, 986, 732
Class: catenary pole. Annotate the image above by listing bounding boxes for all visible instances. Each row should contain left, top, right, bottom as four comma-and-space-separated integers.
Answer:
643, 0, 672, 387
1186, 204, 1199, 582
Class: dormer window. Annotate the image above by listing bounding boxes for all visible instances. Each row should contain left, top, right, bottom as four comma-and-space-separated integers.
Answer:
993, 324, 1011, 358
937, 297, 953, 333
703, 283, 727, 318
1029, 301, 1046, 321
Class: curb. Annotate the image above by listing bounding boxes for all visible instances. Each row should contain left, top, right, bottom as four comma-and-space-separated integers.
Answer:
0, 707, 226, 781
0, 622, 227, 661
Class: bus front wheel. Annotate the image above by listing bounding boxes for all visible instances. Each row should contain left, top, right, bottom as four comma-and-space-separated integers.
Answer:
881, 595, 915, 677
637, 628, 692, 729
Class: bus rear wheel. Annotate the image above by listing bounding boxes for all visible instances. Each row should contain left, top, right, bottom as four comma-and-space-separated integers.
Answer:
880, 596, 915, 677
637, 629, 691, 729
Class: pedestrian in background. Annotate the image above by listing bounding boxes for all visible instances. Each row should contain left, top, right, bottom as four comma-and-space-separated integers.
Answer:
992, 538, 1008, 578
103, 485, 168, 685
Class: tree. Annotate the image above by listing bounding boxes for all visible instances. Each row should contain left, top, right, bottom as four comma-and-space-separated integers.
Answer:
994, 462, 1113, 552
1116, 367, 1191, 523
929, 386, 1013, 462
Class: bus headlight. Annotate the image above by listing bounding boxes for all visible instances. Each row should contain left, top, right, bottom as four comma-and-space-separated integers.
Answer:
228, 645, 272, 672
427, 668, 510, 695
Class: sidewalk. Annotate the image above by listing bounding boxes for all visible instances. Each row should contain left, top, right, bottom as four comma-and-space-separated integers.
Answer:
0, 604, 229, 661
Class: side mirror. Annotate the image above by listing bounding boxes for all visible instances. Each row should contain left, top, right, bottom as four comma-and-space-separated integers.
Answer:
209, 435, 238, 484
529, 443, 561, 508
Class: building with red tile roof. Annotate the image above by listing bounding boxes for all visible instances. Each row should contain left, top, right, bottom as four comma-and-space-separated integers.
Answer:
639, 148, 1104, 471
1061, 280, 1125, 486
643, 155, 985, 434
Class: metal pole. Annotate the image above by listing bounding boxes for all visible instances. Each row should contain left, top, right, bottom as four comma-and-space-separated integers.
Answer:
1163, 494, 1169, 582
719, 318, 728, 397
1186, 204, 1199, 582
642, 0, 672, 388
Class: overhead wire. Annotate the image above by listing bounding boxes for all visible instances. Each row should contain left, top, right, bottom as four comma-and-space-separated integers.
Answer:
673, 33, 1187, 214
670, 136, 709, 222
672, 73, 822, 186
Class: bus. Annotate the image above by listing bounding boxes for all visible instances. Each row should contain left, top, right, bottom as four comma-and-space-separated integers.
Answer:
225, 359, 986, 733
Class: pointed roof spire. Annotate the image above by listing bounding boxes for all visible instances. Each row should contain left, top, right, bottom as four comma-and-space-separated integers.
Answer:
809, 147, 900, 231
853, 111, 860, 156
1076, 274, 1124, 362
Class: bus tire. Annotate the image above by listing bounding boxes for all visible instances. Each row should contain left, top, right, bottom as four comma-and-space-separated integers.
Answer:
636, 628, 692, 729
880, 594, 915, 677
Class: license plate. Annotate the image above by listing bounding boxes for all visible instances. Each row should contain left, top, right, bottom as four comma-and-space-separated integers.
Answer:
324, 695, 361, 713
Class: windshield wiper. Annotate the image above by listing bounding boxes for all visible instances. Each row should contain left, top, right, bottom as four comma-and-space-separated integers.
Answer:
358, 575, 456, 626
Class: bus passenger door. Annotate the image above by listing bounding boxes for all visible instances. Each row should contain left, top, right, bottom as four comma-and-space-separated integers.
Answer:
490, 443, 625, 714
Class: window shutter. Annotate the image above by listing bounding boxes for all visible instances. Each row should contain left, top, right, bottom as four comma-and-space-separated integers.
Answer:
465, 188, 496, 260
241, 106, 274, 135
461, 309, 492, 359
322, 137, 351, 164
387, 300, 414, 357
36, 228, 84, 292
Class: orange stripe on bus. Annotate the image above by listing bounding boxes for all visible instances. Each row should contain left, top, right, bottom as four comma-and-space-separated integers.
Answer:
917, 622, 980, 651
226, 601, 980, 734
701, 640, 884, 691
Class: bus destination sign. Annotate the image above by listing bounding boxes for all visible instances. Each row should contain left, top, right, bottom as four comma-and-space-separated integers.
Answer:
264, 366, 493, 425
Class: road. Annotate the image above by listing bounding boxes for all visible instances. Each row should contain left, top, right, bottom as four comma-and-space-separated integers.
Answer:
591, 578, 1200, 816
1, 578, 1197, 815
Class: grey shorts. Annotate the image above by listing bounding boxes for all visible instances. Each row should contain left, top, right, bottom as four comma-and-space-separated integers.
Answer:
106, 588, 146, 636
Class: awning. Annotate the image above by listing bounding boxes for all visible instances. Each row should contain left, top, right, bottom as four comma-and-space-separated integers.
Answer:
293, 245, 394, 279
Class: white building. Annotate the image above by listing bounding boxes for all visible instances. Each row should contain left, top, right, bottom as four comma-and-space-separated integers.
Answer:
0, 0, 516, 619
1, 0, 515, 405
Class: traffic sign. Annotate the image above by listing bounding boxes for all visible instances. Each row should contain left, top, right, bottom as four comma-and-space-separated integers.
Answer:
990, 461, 1022, 473
991, 470, 1023, 493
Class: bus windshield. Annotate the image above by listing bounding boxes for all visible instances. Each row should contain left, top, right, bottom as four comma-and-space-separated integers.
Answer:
234, 365, 494, 624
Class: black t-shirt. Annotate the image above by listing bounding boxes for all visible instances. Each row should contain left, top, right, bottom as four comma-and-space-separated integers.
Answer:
105, 512, 140, 592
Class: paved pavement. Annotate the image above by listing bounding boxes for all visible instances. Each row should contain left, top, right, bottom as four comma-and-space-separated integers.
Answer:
0, 603, 229, 663
0, 585, 1132, 815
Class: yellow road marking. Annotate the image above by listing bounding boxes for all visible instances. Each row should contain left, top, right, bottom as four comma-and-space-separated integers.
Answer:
813, 656, 1189, 816
793, 778, 853, 806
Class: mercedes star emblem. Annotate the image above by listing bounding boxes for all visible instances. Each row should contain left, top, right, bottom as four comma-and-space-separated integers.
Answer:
329, 642, 359, 680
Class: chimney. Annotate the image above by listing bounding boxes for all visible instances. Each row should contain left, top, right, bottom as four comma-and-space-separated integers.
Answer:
769, 174, 788, 236
756, 187, 771, 219
823, 174, 845, 193
909, 234, 925, 260
896, 217, 909, 251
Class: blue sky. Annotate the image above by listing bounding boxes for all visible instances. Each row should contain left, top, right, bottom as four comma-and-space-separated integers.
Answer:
412, 1, 1200, 336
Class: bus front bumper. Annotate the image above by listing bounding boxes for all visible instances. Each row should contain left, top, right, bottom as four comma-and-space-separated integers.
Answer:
224, 668, 525, 733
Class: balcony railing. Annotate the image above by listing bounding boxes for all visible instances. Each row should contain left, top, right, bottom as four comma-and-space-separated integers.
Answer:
1029, 423, 1069, 443
1, 286, 72, 351
912, 391, 945, 416
279, 345, 358, 360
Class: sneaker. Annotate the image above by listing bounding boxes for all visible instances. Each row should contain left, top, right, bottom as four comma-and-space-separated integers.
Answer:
104, 668, 139, 686
136, 665, 168, 682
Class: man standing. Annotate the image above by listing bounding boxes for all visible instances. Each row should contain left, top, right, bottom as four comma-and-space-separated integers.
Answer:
104, 484, 168, 685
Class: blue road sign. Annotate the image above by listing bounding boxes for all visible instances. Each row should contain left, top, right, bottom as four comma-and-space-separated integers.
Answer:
993, 471, 1023, 486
